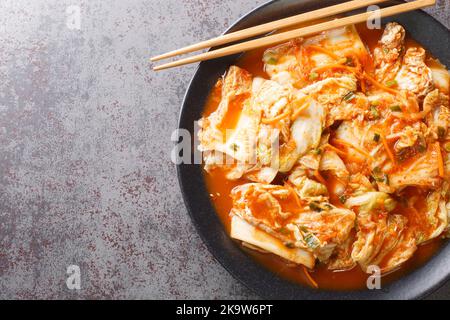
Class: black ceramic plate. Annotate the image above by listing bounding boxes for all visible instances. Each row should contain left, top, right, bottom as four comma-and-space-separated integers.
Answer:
177, 0, 450, 299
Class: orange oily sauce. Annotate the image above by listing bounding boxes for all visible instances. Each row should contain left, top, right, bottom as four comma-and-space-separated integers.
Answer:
203, 23, 445, 290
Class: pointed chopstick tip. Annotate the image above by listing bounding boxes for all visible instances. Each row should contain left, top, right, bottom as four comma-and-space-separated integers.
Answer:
150, 54, 165, 62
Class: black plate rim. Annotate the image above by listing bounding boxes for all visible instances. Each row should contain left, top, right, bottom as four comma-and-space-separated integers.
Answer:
177, 0, 450, 300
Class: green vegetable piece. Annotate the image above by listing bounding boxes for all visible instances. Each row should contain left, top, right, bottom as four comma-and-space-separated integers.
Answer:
384, 196, 396, 211
373, 166, 382, 175
309, 202, 322, 212
417, 143, 427, 153
385, 80, 398, 87
438, 126, 446, 139
383, 174, 390, 186
345, 56, 354, 66
343, 91, 355, 102
285, 242, 295, 249
444, 142, 450, 152
263, 53, 278, 65
309, 72, 319, 80
370, 106, 380, 119
373, 133, 380, 142
389, 105, 402, 112
304, 233, 320, 249
299, 225, 309, 233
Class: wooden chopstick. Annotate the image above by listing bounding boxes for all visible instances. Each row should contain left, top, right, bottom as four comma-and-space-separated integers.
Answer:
153, 0, 435, 71
150, 0, 389, 62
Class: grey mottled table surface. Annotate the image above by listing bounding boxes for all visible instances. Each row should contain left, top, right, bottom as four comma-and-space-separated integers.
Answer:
0, 0, 448, 300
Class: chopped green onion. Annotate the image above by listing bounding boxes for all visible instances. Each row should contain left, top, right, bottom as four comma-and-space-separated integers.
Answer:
416, 232, 425, 244
230, 143, 239, 151
385, 80, 398, 87
373, 166, 382, 175
372, 167, 389, 185
313, 148, 322, 155
345, 56, 354, 66
373, 174, 388, 184
304, 233, 320, 249
383, 48, 389, 54
285, 242, 295, 249
373, 176, 383, 182
339, 195, 347, 204
309, 202, 322, 212
263, 53, 278, 65
445, 142, 450, 153
370, 106, 380, 119
371, 100, 380, 107
438, 126, 446, 139
415, 136, 427, 153
383, 174, 390, 185
384, 196, 395, 210
343, 91, 356, 102
309, 72, 319, 80
299, 225, 309, 233
373, 133, 380, 142
417, 143, 427, 153
390, 105, 402, 112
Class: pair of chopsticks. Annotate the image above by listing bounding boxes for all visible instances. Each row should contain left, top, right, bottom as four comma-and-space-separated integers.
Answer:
151, 0, 436, 71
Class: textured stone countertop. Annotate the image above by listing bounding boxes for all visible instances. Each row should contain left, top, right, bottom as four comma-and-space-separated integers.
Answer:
0, 0, 448, 299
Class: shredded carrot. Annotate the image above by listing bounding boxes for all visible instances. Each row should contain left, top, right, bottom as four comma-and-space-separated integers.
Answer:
307, 45, 340, 60
360, 76, 366, 93
436, 142, 445, 178
325, 143, 347, 157
290, 101, 310, 121
291, 106, 308, 121
380, 134, 396, 165
314, 169, 327, 186
303, 266, 319, 289
262, 110, 291, 124
363, 73, 399, 95
332, 138, 372, 159
312, 63, 357, 75
350, 54, 362, 71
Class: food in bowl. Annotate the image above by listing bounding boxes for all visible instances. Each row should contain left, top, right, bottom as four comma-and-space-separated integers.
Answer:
197, 22, 449, 289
